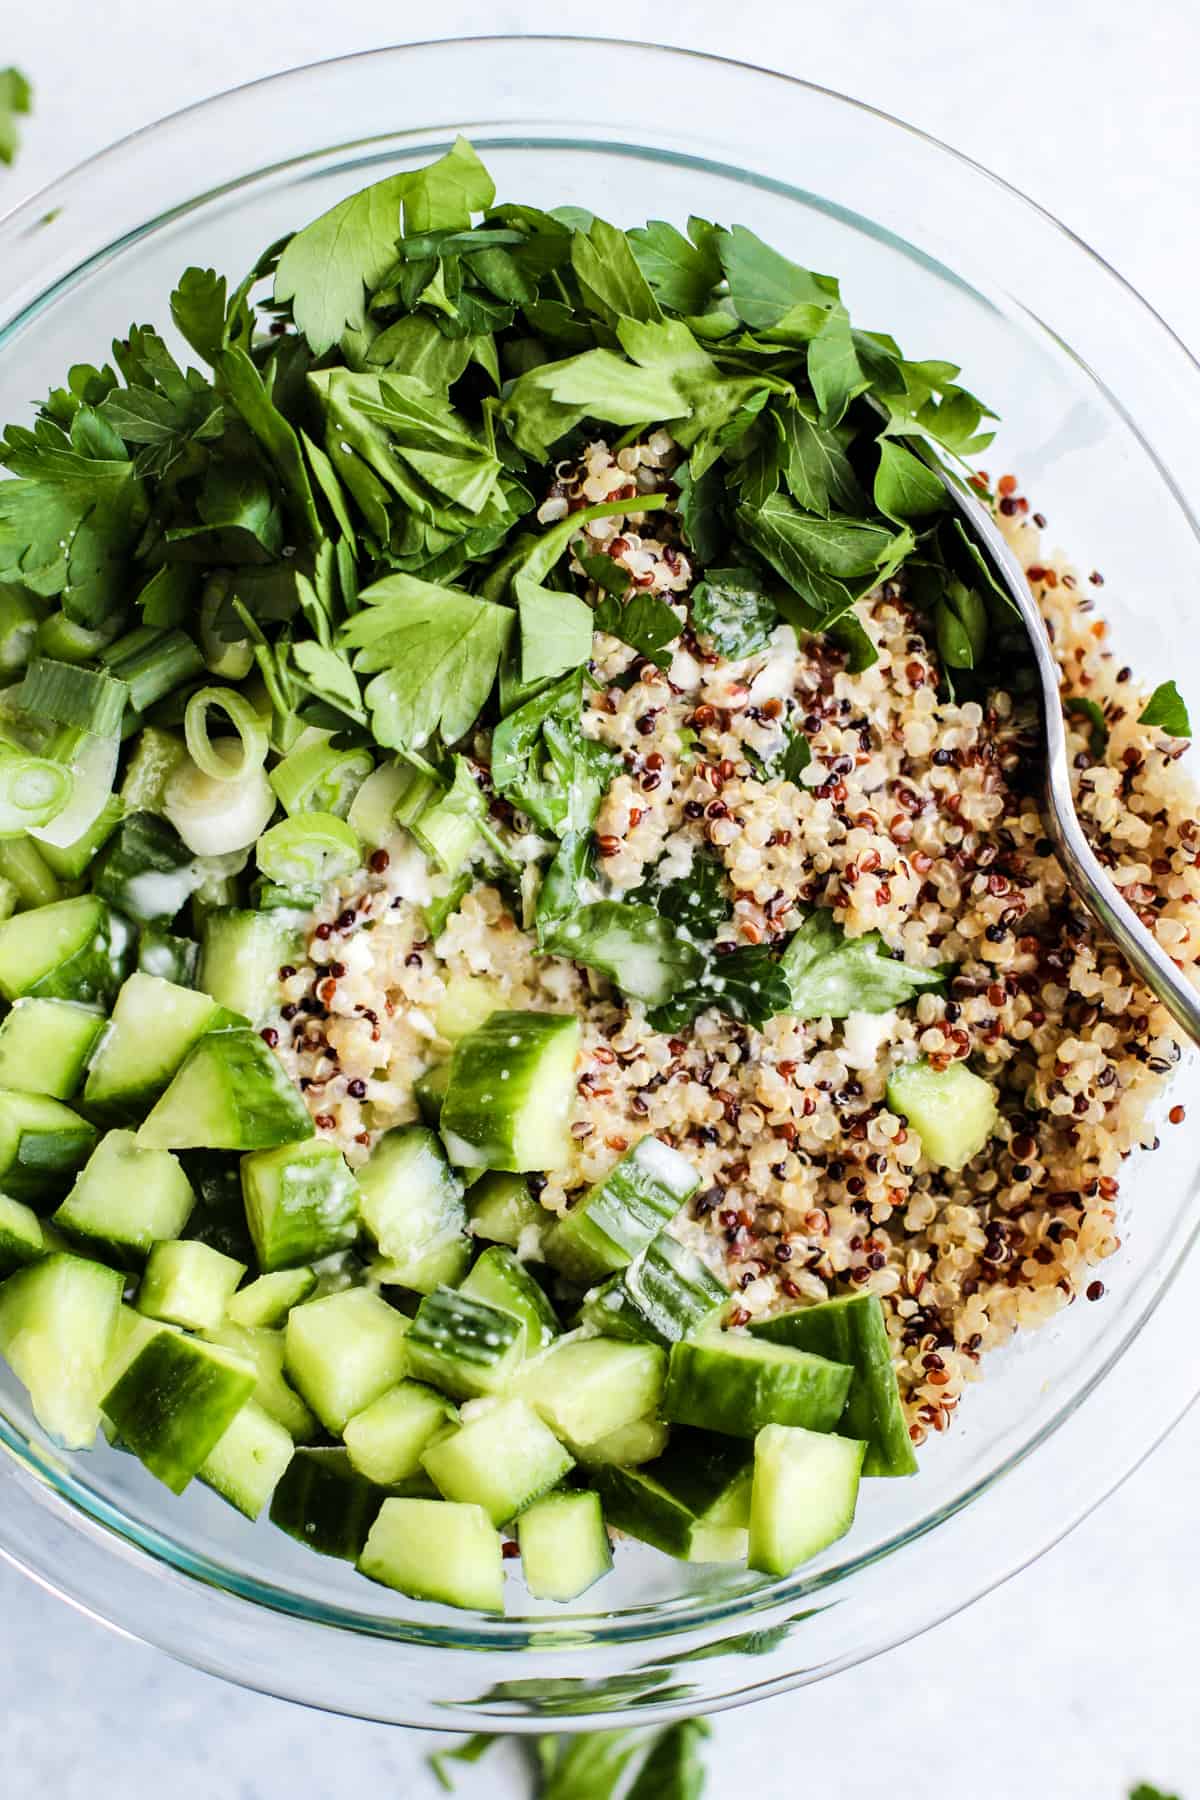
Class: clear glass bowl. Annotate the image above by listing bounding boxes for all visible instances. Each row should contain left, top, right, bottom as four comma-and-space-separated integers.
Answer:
1, 37, 1198, 1731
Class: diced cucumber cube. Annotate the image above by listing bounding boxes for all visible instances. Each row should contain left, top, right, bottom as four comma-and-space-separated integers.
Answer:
83, 972, 231, 1123
54, 1129, 195, 1266
459, 1246, 558, 1355
664, 1330, 853, 1439
137, 1028, 314, 1151
0, 1194, 45, 1273
119, 727, 187, 812
421, 1396, 574, 1526
406, 1287, 525, 1401
200, 1399, 295, 1519
0, 999, 105, 1100
0, 894, 130, 1006
208, 1321, 319, 1442
434, 972, 504, 1044
575, 1413, 670, 1470
344, 1380, 457, 1485
226, 1267, 318, 1329
748, 1424, 866, 1576
0, 1251, 123, 1447
467, 1171, 544, 1251
414, 1061, 450, 1128
516, 1335, 667, 1453
517, 1490, 613, 1602
197, 909, 300, 1023
594, 1430, 753, 1563
36, 793, 124, 882
284, 1288, 412, 1434
0, 1088, 98, 1203
270, 1447, 385, 1561
241, 1137, 361, 1273
885, 1057, 998, 1171
581, 1230, 727, 1346
356, 1126, 467, 1292
91, 811, 200, 923
102, 1330, 257, 1494
100, 1304, 170, 1411
358, 1497, 505, 1613
137, 1240, 246, 1332
546, 1136, 699, 1282
440, 1010, 580, 1173
136, 925, 199, 988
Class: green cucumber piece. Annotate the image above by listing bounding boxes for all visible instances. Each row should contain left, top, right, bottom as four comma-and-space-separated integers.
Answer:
406, 1286, 525, 1401
137, 1238, 246, 1332
0, 1088, 98, 1204
546, 1136, 699, 1282
0, 1251, 123, 1446
440, 1010, 580, 1173
885, 1057, 998, 1171
0, 998, 105, 1100
200, 1398, 295, 1519
594, 1430, 753, 1563
270, 1447, 385, 1561
751, 1293, 916, 1477
517, 1490, 613, 1602
91, 811, 199, 923
356, 1126, 467, 1292
459, 1246, 558, 1355
467, 1171, 544, 1251
414, 1061, 450, 1128
100, 1303, 170, 1408
207, 1321, 319, 1442
575, 1412, 670, 1470
226, 1266, 318, 1329
434, 972, 504, 1044
179, 1149, 255, 1264
516, 1334, 667, 1452
343, 1379, 457, 1485
748, 1424, 866, 1575
241, 1137, 361, 1272
0, 894, 130, 1005
421, 1396, 574, 1526
83, 973, 232, 1124
664, 1330, 853, 1438
102, 1330, 256, 1494
0, 837, 61, 909
53, 1129, 195, 1265
36, 794, 124, 882
0, 1193, 45, 1272
136, 925, 199, 988
581, 1231, 727, 1346
358, 1497, 505, 1613
197, 909, 300, 1023
119, 726, 187, 812
284, 1287, 412, 1434
137, 1028, 313, 1151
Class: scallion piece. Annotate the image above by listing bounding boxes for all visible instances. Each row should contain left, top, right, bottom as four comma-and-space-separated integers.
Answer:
268, 730, 373, 818
19, 658, 129, 740
100, 626, 205, 715
29, 729, 121, 851
0, 585, 41, 683
0, 750, 74, 836
164, 745, 276, 857
256, 812, 361, 891
0, 837, 62, 909
34, 611, 122, 664
184, 687, 270, 784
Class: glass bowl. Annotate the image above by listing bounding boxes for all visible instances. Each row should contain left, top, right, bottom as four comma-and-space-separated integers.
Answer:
1, 36, 1198, 1732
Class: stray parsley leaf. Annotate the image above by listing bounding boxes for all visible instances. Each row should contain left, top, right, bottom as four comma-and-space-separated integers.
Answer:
780, 910, 944, 1017
1129, 1786, 1180, 1800
1139, 679, 1191, 737
690, 564, 779, 658
428, 1732, 501, 1792
1064, 695, 1108, 759
626, 1720, 711, 1800
0, 68, 31, 168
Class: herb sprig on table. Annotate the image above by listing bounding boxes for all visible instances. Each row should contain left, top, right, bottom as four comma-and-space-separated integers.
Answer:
428, 1719, 711, 1797
0, 67, 31, 167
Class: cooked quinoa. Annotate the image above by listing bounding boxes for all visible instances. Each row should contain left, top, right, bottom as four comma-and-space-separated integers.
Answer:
262, 439, 1200, 1449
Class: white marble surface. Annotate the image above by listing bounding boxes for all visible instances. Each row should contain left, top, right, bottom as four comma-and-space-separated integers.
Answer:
2, 3, 1199, 1794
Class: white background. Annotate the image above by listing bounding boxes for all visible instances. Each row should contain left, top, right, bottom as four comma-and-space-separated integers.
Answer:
3, 4, 1199, 1795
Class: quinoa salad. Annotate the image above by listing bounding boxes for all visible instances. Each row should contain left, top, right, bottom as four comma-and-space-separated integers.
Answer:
0, 138, 1193, 1610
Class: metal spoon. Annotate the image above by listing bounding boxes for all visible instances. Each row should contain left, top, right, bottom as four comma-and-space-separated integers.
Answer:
908, 434, 1200, 1046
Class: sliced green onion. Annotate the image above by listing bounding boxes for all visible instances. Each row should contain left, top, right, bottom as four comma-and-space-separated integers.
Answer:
347, 762, 413, 847
268, 728, 373, 818
20, 657, 129, 739
256, 813, 361, 890
164, 745, 276, 856
34, 610, 122, 664
0, 836, 62, 908
120, 726, 188, 814
0, 750, 75, 837
0, 584, 41, 683
184, 686, 270, 784
30, 729, 121, 850
200, 581, 255, 681
101, 626, 205, 715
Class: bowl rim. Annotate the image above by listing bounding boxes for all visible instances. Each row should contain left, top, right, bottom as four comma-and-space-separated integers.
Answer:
1, 31, 1199, 1724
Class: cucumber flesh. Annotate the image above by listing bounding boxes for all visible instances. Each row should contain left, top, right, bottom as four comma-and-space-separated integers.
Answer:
517, 1490, 613, 1602
241, 1137, 361, 1273
0, 999, 105, 1100
226, 1266, 318, 1329
136, 925, 199, 988
421, 1396, 574, 1526
581, 1230, 726, 1346
459, 1245, 558, 1355
414, 1060, 450, 1128
575, 1412, 670, 1470
137, 1239, 246, 1332
270, 1446, 385, 1561
516, 1334, 667, 1453
358, 1497, 505, 1613
748, 1424, 866, 1575
91, 811, 201, 923
137, 1028, 314, 1152
0, 1088, 98, 1205
467, 1171, 544, 1251
53, 1129, 195, 1265
369, 1236, 472, 1294
885, 1057, 997, 1171
547, 1136, 699, 1282
751, 1293, 916, 1477
207, 1321, 320, 1442
0, 1194, 45, 1273
284, 1288, 412, 1434
83, 972, 230, 1124
343, 1379, 457, 1485
406, 1286, 525, 1401
197, 908, 300, 1023
440, 1010, 580, 1173
664, 1329, 853, 1439
36, 794, 124, 882
200, 1398, 295, 1519
0, 894, 130, 1006
356, 1126, 467, 1292
594, 1429, 752, 1563
434, 972, 504, 1044
101, 1329, 256, 1493
0, 1251, 123, 1447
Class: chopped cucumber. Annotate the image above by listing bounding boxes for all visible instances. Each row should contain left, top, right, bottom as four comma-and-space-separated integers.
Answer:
102, 1330, 257, 1494
137, 1239, 246, 1332
119, 726, 187, 812
517, 1490, 613, 1602
53, 1129, 195, 1265
406, 1287, 525, 1401
751, 1294, 916, 1477
467, 1171, 544, 1251
356, 1126, 467, 1293
226, 1267, 318, 1329
197, 909, 300, 1022
663, 1329, 853, 1438
136, 924, 199, 988
0, 1194, 45, 1273
0, 998, 105, 1099
200, 1398, 294, 1519
137, 1028, 313, 1151
594, 1430, 753, 1563
358, 1497, 505, 1613
343, 1380, 457, 1485
84, 972, 231, 1124
434, 972, 504, 1044
0, 1251, 123, 1447
440, 1010, 580, 1172
581, 1231, 727, 1346
0, 1088, 98, 1203
885, 1057, 998, 1171
100, 1303, 170, 1405
270, 1447, 385, 1561
516, 1335, 667, 1453
748, 1424, 866, 1576
179, 1149, 255, 1264
459, 1246, 558, 1354
241, 1137, 361, 1273
0, 893, 130, 1006
421, 1396, 574, 1526
546, 1136, 699, 1282
414, 1061, 450, 1128
284, 1288, 412, 1434
576, 1412, 671, 1470
36, 794, 124, 882
91, 811, 199, 923
208, 1321, 319, 1442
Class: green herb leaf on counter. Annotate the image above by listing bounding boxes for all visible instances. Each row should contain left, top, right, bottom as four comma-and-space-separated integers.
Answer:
626, 1720, 712, 1800
0, 67, 31, 168
780, 909, 945, 1018
1064, 695, 1109, 760
1139, 679, 1192, 738
1129, 1785, 1180, 1800
428, 1732, 501, 1792
690, 563, 779, 658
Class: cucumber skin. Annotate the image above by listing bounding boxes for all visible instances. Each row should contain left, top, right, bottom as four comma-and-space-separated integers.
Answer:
459, 1246, 559, 1355
440, 1010, 580, 1173
0, 1194, 44, 1273
547, 1137, 700, 1283
406, 1287, 524, 1401
137, 1028, 314, 1152
0, 896, 131, 1008
751, 1295, 917, 1477
593, 1430, 752, 1562
241, 1138, 362, 1273
664, 1334, 853, 1439
102, 1333, 257, 1493
517, 1490, 613, 1602
270, 1447, 385, 1561
0, 1090, 99, 1207
581, 1232, 727, 1346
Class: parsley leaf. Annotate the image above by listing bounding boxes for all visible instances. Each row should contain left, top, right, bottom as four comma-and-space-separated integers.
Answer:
873, 438, 948, 524
571, 217, 663, 327
169, 268, 229, 364
716, 225, 840, 332
628, 217, 723, 316
778, 405, 863, 516
626, 1720, 711, 1800
502, 350, 687, 459
0, 68, 31, 168
1139, 679, 1191, 737
780, 910, 944, 1017
674, 460, 726, 566
650, 942, 792, 1032
654, 852, 729, 939
806, 308, 867, 425
754, 722, 812, 782
1129, 1786, 1180, 1800
690, 564, 779, 658
515, 573, 593, 683
592, 590, 682, 670
492, 671, 618, 837
543, 900, 701, 1007
428, 1732, 500, 1792
1064, 695, 1108, 758
735, 491, 913, 616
